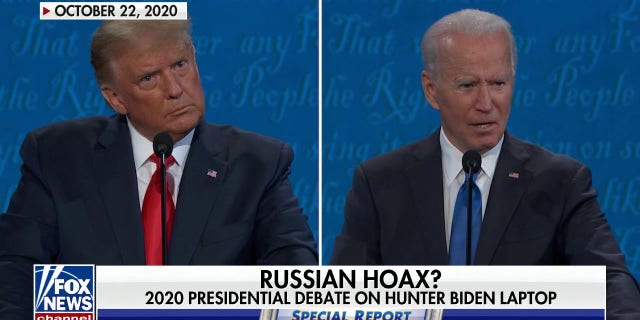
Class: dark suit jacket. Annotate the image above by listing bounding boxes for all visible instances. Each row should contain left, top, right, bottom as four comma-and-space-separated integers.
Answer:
331, 130, 640, 319
0, 115, 317, 318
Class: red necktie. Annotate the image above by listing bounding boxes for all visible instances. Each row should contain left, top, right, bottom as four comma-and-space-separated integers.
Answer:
142, 154, 176, 265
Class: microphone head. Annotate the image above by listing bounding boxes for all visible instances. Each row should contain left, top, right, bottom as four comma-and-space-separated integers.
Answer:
462, 150, 481, 174
153, 132, 174, 157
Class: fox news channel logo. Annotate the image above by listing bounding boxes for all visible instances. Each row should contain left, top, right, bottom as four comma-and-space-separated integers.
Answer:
34, 265, 95, 320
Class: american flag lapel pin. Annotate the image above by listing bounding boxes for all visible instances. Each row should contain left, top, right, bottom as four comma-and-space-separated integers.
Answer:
206, 169, 218, 178
508, 172, 520, 179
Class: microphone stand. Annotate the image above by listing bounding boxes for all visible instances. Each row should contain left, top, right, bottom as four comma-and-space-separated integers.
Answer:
466, 171, 473, 266
461, 150, 481, 266
160, 153, 168, 266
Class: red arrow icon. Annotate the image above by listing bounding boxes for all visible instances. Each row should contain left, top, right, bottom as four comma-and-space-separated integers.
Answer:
43, 7, 50, 15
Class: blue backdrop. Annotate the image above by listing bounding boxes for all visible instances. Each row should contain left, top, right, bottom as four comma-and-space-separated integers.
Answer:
0, 1, 319, 240
322, 0, 640, 279
1, 0, 639, 278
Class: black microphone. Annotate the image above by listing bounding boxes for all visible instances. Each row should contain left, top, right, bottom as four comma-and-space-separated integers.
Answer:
152, 132, 173, 265
153, 132, 173, 158
462, 150, 481, 175
461, 150, 481, 265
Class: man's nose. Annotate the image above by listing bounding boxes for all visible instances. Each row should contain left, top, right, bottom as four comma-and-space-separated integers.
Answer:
164, 71, 183, 99
475, 84, 493, 112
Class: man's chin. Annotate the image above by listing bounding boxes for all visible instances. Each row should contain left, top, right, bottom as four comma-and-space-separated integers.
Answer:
166, 122, 200, 141
474, 139, 501, 154
171, 114, 202, 130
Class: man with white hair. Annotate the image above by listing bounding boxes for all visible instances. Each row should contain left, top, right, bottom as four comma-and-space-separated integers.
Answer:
331, 9, 640, 318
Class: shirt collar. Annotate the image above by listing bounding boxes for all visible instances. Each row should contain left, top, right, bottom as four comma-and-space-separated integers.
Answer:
127, 117, 194, 169
440, 128, 504, 185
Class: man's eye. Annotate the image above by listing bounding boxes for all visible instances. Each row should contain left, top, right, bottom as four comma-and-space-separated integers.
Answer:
138, 74, 157, 89
459, 83, 474, 89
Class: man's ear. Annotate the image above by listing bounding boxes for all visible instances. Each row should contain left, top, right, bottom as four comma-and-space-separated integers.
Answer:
101, 86, 127, 115
421, 70, 440, 111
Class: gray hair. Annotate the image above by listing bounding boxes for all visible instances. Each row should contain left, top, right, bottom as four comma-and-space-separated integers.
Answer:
420, 9, 517, 76
90, 19, 193, 85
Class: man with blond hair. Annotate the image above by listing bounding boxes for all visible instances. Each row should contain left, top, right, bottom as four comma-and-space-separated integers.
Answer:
0, 19, 317, 319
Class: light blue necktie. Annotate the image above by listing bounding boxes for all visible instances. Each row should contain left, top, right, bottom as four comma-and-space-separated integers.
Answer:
449, 171, 482, 265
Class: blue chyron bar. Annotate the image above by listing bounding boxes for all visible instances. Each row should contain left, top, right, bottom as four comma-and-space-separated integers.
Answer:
97, 309, 604, 320
98, 309, 262, 319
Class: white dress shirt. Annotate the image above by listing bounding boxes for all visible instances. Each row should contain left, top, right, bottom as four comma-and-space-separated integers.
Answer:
440, 128, 503, 250
127, 119, 193, 210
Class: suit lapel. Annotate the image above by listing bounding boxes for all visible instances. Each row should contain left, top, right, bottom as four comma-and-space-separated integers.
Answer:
91, 115, 146, 264
475, 133, 533, 264
169, 123, 228, 264
405, 132, 449, 264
